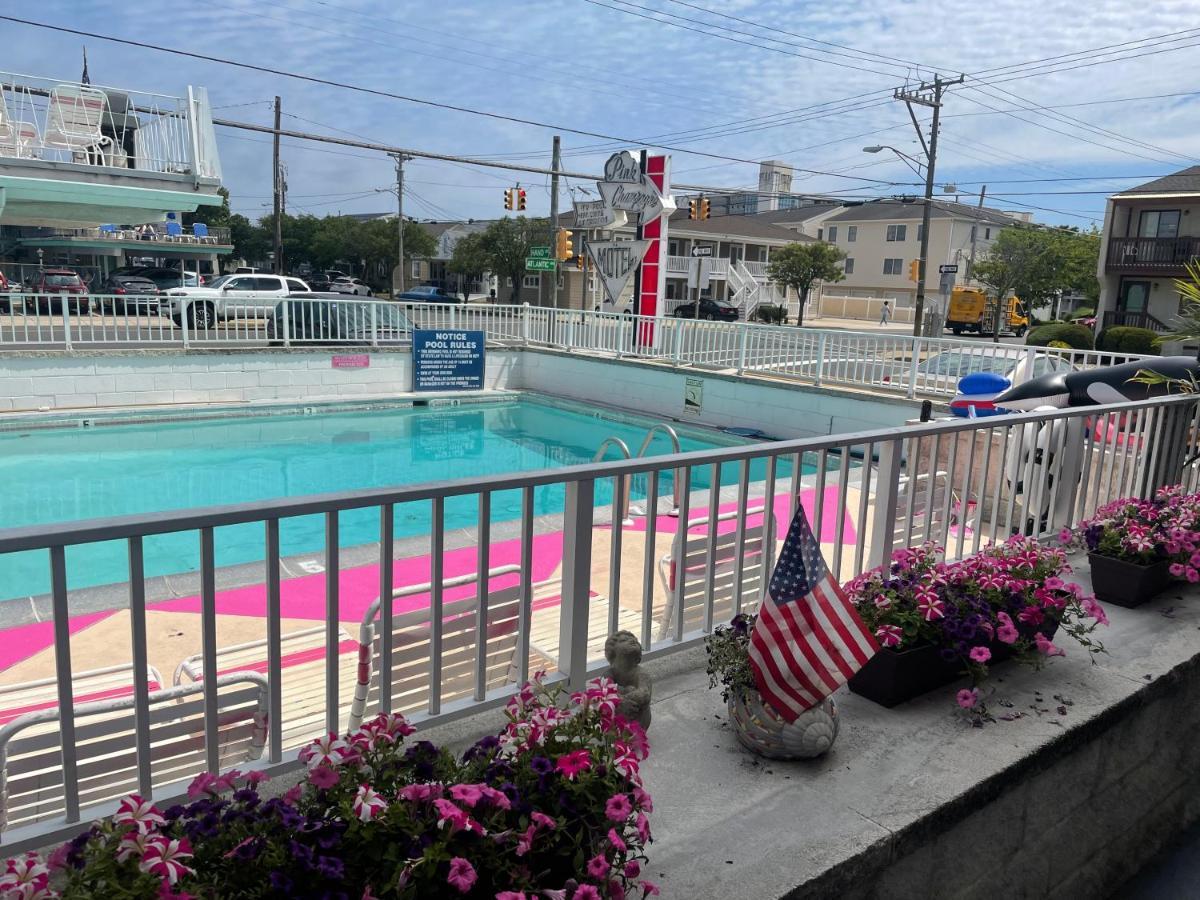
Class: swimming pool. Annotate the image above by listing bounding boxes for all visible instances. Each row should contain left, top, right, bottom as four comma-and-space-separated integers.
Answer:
0, 395, 802, 599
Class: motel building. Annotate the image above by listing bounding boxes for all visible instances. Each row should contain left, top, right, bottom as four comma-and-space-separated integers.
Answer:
0, 70, 227, 288
0, 73, 1198, 900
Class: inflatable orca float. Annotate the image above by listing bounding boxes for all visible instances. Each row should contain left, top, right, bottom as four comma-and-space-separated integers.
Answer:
994, 356, 1200, 411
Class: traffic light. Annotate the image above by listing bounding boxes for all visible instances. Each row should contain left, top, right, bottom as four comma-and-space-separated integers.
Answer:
699, 197, 711, 220
909, 259, 920, 282
503, 188, 514, 211
574, 253, 586, 270
517, 188, 527, 212
555, 228, 574, 261
688, 198, 698, 220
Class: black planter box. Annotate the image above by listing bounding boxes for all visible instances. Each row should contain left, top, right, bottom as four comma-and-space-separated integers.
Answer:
848, 641, 962, 708
1087, 553, 1172, 608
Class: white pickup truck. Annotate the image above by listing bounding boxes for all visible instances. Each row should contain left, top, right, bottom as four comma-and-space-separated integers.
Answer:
161, 274, 312, 329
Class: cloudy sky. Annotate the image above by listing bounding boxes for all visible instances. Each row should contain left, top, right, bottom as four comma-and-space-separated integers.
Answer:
5, 0, 1199, 227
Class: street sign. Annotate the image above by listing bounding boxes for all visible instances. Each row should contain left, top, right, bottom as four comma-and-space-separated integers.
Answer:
529, 246, 552, 259
525, 257, 556, 272
586, 239, 650, 304
691, 246, 713, 257
572, 198, 626, 229
938, 264, 958, 274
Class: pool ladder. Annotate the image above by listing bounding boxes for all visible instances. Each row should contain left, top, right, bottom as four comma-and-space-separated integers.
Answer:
592, 424, 683, 526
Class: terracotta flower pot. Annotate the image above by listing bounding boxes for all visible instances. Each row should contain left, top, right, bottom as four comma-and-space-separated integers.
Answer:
1087, 552, 1172, 608
726, 689, 838, 760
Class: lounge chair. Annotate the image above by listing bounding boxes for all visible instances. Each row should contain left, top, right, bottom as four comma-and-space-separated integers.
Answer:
0, 663, 164, 727
192, 223, 211, 243
656, 509, 773, 640
0, 673, 267, 834
171, 624, 352, 686
349, 566, 524, 729
165, 222, 183, 241
43, 85, 114, 165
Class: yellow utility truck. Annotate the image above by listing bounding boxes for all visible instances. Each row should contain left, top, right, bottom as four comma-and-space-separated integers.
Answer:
945, 287, 1029, 337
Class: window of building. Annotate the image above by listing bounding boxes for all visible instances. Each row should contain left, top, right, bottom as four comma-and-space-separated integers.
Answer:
886, 224, 907, 242
505, 277, 513, 287
985, 228, 991, 240
883, 258, 903, 275
817, 228, 823, 240
827, 225, 838, 243
522, 274, 540, 289
1138, 209, 1181, 239
847, 226, 857, 243
668, 240, 680, 256
411, 260, 421, 278
844, 258, 855, 275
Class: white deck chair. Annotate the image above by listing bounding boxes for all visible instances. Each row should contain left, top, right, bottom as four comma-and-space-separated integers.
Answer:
656, 509, 773, 640
43, 85, 113, 164
0, 663, 164, 728
0, 89, 38, 159
892, 469, 950, 547
171, 625, 353, 686
0, 673, 267, 833
349, 566, 525, 730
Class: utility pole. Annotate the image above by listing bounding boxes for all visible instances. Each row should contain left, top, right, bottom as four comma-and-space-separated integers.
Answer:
392, 153, 411, 296
272, 96, 282, 274
895, 74, 963, 336
550, 135, 561, 309
967, 184, 987, 281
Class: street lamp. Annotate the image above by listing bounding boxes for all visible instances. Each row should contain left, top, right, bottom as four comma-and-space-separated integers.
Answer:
862, 145, 925, 178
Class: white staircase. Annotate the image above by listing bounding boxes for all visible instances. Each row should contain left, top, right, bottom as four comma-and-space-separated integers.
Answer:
727, 259, 763, 320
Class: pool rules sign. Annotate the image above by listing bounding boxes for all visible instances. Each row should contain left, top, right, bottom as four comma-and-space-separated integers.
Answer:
413, 330, 485, 391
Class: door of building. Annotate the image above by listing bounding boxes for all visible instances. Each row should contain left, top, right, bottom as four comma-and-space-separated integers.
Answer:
1118, 279, 1151, 313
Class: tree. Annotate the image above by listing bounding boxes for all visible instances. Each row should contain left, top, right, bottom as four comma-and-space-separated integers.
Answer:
471, 217, 549, 302
765, 242, 846, 327
975, 226, 1101, 317
227, 213, 269, 269
448, 232, 490, 299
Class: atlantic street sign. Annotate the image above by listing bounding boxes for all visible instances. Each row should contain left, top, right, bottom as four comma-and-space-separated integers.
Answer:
525, 257, 556, 271
529, 246, 552, 259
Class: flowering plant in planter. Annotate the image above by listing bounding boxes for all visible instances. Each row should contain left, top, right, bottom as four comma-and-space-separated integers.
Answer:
845, 537, 1108, 712
7, 673, 658, 900
1077, 486, 1200, 579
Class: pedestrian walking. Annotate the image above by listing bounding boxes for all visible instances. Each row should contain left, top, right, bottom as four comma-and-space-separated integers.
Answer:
879, 300, 892, 326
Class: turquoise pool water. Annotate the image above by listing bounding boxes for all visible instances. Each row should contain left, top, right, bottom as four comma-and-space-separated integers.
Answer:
0, 396, 797, 599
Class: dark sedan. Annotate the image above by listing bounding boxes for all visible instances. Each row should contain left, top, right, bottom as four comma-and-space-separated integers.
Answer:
396, 285, 462, 304
92, 274, 161, 314
267, 295, 414, 343
672, 298, 740, 321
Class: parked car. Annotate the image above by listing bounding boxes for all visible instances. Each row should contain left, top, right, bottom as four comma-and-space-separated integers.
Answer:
672, 298, 739, 321
329, 276, 372, 297
396, 285, 463, 304
25, 269, 90, 315
160, 274, 312, 329
92, 274, 161, 314
267, 294, 413, 343
0, 270, 10, 312
114, 267, 204, 291
306, 270, 353, 292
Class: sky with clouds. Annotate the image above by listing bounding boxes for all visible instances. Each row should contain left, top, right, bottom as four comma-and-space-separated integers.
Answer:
5, 0, 1199, 228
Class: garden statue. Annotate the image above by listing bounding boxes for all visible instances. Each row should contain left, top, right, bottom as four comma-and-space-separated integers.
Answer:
604, 630, 652, 730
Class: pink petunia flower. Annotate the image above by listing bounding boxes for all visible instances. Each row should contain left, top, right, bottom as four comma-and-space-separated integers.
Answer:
605, 793, 633, 822
139, 837, 194, 885
446, 857, 477, 894
555, 749, 592, 780
641, 881, 661, 897
635, 812, 651, 843
1034, 633, 1066, 657
185, 772, 219, 800
586, 854, 610, 880
0, 854, 49, 892
495, 893, 527, 900
515, 824, 537, 857
531, 811, 557, 830
573, 886, 601, 900
114, 795, 166, 834
873, 594, 891, 610
308, 764, 340, 791
449, 784, 484, 808
917, 592, 945, 622
624, 860, 641, 878
116, 830, 153, 864
399, 783, 444, 803
995, 611, 1019, 645
608, 827, 627, 853
1017, 606, 1045, 626
875, 624, 902, 648
956, 688, 979, 710
632, 787, 653, 813
352, 784, 388, 822
968, 646, 991, 664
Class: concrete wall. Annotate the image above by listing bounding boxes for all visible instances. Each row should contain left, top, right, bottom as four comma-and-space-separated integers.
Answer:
0, 349, 521, 412
520, 349, 919, 438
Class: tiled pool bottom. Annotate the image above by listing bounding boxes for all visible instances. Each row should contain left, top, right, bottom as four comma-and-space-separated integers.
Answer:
0, 393, 807, 600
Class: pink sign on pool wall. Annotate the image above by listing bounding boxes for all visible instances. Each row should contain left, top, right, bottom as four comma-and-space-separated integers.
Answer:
332, 354, 370, 369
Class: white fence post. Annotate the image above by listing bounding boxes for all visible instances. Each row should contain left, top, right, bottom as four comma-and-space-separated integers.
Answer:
736, 324, 749, 374
370, 302, 378, 348
1023, 346, 1036, 383
814, 331, 826, 386
180, 302, 190, 349
907, 337, 921, 399
61, 298, 73, 351
868, 438, 904, 569
521, 302, 530, 345
567, 312, 576, 352
281, 301, 291, 349
558, 479, 595, 690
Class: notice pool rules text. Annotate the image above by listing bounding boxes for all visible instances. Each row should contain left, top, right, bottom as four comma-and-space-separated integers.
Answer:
413, 330, 486, 392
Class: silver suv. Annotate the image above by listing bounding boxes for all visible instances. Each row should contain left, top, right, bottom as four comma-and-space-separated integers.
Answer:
162, 274, 311, 328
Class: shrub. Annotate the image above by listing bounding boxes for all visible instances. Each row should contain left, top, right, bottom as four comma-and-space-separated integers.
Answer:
1071, 306, 1095, 319
1095, 326, 1161, 355
9, 676, 657, 899
1026, 322, 1094, 350
752, 303, 787, 325
1047, 340, 1071, 349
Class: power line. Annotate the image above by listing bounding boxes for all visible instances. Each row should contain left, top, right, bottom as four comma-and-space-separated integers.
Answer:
0, 15, 910, 185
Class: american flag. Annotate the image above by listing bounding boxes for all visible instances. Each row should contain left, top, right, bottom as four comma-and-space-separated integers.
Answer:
749, 506, 877, 722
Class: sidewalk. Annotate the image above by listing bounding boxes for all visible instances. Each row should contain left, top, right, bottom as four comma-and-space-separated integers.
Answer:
799, 314, 916, 334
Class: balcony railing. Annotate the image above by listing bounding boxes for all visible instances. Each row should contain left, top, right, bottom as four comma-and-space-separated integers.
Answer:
0, 388, 1195, 848
1106, 236, 1200, 272
21, 224, 232, 246
664, 257, 770, 279
0, 70, 221, 180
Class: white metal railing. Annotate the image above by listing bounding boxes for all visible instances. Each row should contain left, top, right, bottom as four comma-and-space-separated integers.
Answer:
665, 256, 730, 277
0, 394, 1196, 849
0, 71, 218, 178
0, 297, 1151, 400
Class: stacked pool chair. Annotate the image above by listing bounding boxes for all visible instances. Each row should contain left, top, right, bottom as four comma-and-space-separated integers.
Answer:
949, 371, 1011, 418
